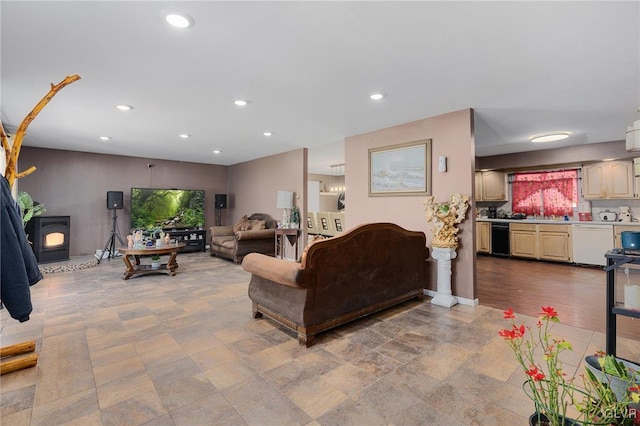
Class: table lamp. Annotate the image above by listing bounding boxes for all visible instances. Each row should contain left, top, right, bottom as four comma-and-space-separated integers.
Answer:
276, 190, 293, 228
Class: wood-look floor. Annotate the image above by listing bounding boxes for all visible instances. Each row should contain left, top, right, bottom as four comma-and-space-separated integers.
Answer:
477, 254, 640, 340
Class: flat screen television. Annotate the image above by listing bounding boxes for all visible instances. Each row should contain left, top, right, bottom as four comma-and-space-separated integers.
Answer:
130, 188, 205, 230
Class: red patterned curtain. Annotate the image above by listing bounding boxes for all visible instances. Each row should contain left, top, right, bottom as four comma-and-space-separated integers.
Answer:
511, 170, 578, 216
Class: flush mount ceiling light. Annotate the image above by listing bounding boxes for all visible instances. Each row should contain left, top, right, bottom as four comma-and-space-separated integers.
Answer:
99, 136, 111, 141
179, 134, 191, 139
369, 92, 385, 101
263, 132, 272, 136
115, 105, 133, 111
530, 132, 571, 143
162, 9, 195, 29
233, 100, 248, 107
213, 150, 221, 154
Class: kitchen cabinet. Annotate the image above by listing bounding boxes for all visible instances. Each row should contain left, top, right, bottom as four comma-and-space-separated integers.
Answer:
613, 225, 640, 248
582, 161, 634, 199
510, 223, 537, 259
474, 172, 483, 201
476, 221, 491, 253
509, 223, 572, 262
475, 171, 507, 201
538, 224, 572, 262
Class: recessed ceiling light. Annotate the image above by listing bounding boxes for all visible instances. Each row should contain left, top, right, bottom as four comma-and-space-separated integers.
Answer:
530, 132, 571, 143
213, 150, 221, 154
233, 100, 248, 107
115, 105, 133, 111
99, 136, 111, 141
162, 9, 195, 28
369, 92, 385, 101
263, 132, 272, 136
179, 134, 191, 139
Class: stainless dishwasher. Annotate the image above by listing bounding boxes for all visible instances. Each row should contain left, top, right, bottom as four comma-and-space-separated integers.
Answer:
491, 222, 510, 256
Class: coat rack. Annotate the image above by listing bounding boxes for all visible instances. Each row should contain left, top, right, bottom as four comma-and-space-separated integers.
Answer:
0, 341, 37, 375
0, 75, 81, 375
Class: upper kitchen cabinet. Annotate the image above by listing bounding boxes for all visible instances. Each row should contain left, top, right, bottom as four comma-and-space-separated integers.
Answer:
582, 161, 634, 199
475, 171, 507, 201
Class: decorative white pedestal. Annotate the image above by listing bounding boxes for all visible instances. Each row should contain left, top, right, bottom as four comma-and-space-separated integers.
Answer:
431, 247, 458, 308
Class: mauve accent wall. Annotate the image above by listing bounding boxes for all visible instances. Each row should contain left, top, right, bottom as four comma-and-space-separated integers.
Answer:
345, 109, 476, 302
18, 147, 228, 257
229, 149, 306, 259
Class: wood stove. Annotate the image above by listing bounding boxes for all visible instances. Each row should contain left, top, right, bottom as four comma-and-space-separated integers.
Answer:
26, 216, 70, 263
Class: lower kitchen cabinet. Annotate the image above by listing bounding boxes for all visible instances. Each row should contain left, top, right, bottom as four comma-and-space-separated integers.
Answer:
538, 224, 572, 262
509, 223, 572, 262
476, 221, 491, 253
510, 223, 537, 259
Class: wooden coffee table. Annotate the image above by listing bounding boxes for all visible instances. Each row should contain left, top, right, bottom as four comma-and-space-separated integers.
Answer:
119, 243, 186, 280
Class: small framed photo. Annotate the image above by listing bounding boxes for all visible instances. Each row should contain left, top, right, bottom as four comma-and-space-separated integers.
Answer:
369, 139, 431, 196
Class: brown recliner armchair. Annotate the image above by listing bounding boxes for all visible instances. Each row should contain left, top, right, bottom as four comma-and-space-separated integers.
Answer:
209, 213, 277, 263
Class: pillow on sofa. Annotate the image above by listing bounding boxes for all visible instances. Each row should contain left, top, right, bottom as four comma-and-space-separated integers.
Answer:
233, 215, 251, 233
249, 220, 266, 231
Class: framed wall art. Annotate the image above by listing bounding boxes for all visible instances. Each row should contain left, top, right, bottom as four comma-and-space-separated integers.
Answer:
369, 139, 431, 196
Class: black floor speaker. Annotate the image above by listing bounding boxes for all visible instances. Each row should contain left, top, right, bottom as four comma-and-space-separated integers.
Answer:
215, 194, 227, 209
107, 191, 124, 210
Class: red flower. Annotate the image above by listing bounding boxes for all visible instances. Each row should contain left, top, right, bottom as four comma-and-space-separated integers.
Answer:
540, 306, 558, 320
513, 324, 525, 338
498, 329, 515, 339
526, 365, 545, 381
503, 308, 516, 319
498, 324, 526, 340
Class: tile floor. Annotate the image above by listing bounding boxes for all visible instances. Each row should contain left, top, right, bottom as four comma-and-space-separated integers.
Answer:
1, 252, 639, 425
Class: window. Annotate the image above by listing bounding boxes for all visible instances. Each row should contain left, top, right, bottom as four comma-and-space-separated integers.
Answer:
511, 169, 578, 217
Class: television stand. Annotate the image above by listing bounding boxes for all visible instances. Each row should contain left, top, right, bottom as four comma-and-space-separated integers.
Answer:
166, 229, 206, 253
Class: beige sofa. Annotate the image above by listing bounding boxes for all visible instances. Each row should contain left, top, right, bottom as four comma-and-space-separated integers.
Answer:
209, 213, 277, 263
241, 222, 429, 346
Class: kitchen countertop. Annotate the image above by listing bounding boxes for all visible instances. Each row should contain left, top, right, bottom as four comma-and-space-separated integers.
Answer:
476, 218, 640, 226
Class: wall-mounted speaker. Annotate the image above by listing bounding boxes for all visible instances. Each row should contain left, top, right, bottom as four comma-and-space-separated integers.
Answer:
107, 191, 124, 210
214, 194, 227, 209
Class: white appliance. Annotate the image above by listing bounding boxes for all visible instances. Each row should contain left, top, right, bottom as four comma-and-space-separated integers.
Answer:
572, 224, 613, 266
598, 211, 618, 221
619, 206, 632, 222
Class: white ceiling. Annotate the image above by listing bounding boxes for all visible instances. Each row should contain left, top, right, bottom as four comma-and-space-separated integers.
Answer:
1, 1, 638, 175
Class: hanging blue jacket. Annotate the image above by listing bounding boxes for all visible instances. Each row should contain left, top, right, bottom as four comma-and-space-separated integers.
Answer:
1, 176, 42, 322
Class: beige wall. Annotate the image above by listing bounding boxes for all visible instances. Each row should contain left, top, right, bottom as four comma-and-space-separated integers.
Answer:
345, 109, 476, 300
18, 147, 227, 256
229, 148, 307, 258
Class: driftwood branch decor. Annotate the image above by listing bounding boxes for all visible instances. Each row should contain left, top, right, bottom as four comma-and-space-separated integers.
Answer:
0, 75, 80, 375
1, 74, 81, 189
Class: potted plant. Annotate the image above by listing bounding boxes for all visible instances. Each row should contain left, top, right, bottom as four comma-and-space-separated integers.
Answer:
17, 191, 46, 227
584, 352, 640, 403
499, 307, 639, 425
151, 254, 161, 269
290, 206, 300, 229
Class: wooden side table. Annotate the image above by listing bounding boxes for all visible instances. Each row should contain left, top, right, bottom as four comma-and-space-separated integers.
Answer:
275, 228, 301, 260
